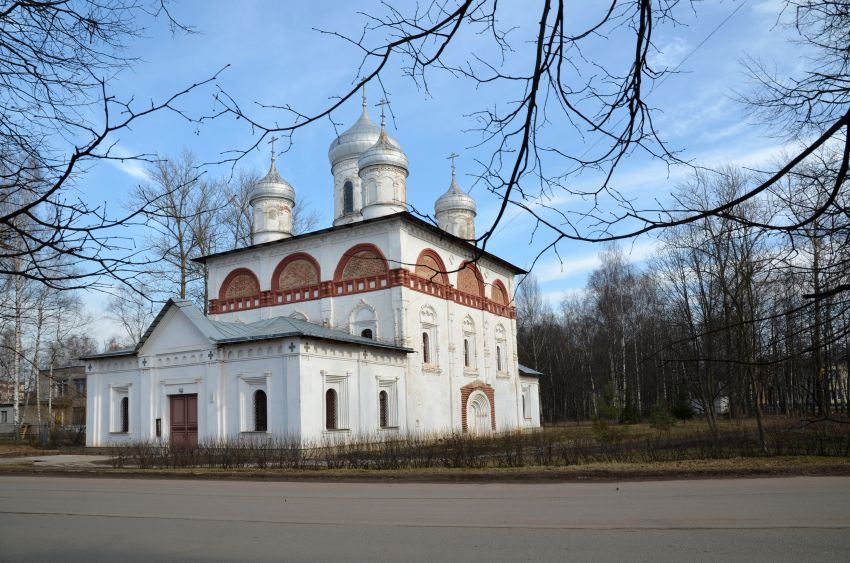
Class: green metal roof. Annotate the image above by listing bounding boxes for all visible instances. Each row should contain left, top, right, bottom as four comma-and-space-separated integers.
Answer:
81, 299, 412, 360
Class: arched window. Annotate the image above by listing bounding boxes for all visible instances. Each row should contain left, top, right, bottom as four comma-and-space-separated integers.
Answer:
120, 397, 129, 433
496, 345, 502, 372
379, 390, 388, 428
334, 244, 388, 281
253, 390, 267, 432
272, 253, 320, 291
220, 268, 260, 300
462, 315, 476, 370
343, 181, 354, 214
361, 328, 373, 339
325, 389, 338, 430
422, 332, 430, 364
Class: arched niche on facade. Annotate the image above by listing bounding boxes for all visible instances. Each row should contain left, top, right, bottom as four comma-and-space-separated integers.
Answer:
349, 300, 378, 338
333, 243, 389, 282
414, 248, 449, 285
219, 268, 261, 300
457, 261, 484, 297
271, 252, 321, 291
490, 280, 509, 305
288, 310, 308, 322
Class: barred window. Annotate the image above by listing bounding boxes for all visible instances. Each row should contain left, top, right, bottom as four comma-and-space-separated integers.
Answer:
325, 389, 338, 430
343, 181, 354, 214
120, 397, 129, 433
422, 332, 430, 364
379, 390, 389, 428
254, 390, 268, 432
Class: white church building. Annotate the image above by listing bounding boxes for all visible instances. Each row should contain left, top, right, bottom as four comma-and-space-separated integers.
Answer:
84, 97, 541, 447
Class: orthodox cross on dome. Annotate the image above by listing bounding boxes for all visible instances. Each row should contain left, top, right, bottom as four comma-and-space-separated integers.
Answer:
268, 135, 279, 164
447, 152, 459, 179
362, 85, 367, 110
376, 97, 389, 129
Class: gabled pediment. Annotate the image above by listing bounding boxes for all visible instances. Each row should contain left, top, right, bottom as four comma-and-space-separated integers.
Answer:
137, 300, 218, 356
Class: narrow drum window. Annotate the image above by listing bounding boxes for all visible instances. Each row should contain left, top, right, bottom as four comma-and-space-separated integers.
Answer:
496, 345, 502, 372
422, 332, 430, 364
120, 397, 129, 433
361, 328, 373, 339
325, 389, 338, 430
463, 339, 470, 368
343, 181, 354, 214
379, 390, 388, 428
254, 390, 268, 432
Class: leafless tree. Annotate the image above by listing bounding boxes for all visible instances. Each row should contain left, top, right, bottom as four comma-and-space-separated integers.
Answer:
0, 0, 223, 289
206, 0, 847, 295
130, 151, 219, 303
107, 284, 156, 345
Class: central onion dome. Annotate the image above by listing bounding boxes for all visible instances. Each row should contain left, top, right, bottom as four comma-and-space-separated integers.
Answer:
327, 100, 381, 169
357, 101, 409, 220
357, 129, 409, 173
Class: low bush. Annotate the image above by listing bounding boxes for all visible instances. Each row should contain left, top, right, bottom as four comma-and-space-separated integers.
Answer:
106, 419, 850, 471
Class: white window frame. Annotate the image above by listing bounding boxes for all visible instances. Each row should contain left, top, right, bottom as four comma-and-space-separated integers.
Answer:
462, 315, 477, 373
420, 305, 439, 370
522, 385, 532, 420
239, 374, 270, 433
109, 384, 130, 434
350, 302, 378, 340
323, 372, 350, 432
376, 376, 399, 429
495, 324, 509, 377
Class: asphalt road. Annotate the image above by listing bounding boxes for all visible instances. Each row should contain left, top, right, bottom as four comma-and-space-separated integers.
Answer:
0, 475, 847, 562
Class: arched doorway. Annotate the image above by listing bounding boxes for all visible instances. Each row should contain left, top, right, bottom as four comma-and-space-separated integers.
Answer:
467, 391, 491, 435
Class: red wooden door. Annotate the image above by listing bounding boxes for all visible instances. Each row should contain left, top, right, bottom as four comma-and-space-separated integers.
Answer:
169, 394, 198, 449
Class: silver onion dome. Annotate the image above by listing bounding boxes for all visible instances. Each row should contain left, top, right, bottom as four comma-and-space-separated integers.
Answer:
435, 175, 476, 215
327, 103, 382, 168
358, 129, 409, 173
248, 158, 295, 204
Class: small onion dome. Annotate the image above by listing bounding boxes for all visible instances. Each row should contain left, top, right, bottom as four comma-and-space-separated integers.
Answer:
435, 175, 476, 216
248, 158, 295, 204
327, 105, 382, 168
358, 129, 409, 174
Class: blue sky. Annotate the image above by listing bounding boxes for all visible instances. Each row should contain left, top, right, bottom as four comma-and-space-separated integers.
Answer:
78, 0, 805, 338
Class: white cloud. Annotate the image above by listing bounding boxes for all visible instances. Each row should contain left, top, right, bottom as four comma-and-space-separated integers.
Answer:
535, 239, 661, 284
649, 37, 691, 70
106, 144, 150, 181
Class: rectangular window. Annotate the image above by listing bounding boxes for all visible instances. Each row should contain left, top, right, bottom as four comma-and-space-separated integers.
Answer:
73, 379, 85, 395
1, 411, 7, 423
56, 381, 68, 397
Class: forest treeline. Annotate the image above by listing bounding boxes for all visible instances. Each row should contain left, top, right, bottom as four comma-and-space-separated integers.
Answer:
516, 158, 850, 436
